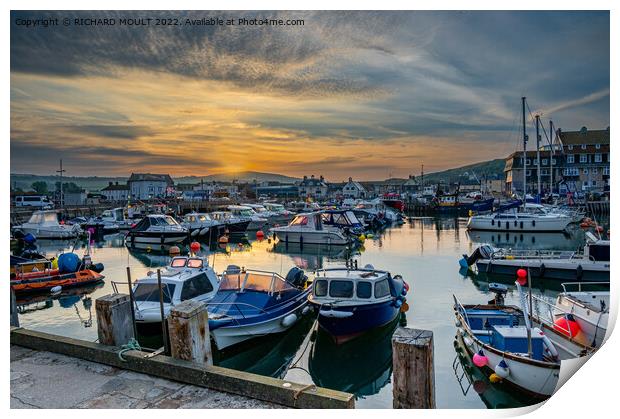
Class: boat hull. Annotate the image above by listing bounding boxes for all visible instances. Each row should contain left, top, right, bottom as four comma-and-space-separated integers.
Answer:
467, 216, 571, 232
312, 300, 400, 343
271, 229, 350, 245
125, 231, 188, 247
476, 259, 609, 282
12, 227, 81, 240
11, 270, 105, 295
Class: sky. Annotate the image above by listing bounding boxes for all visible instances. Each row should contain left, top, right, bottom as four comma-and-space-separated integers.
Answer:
10, 11, 610, 181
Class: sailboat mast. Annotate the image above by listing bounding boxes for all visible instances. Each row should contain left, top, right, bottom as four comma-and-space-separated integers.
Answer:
536, 114, 541, 197
549, 120, 554, 195
521, 97, 527, 208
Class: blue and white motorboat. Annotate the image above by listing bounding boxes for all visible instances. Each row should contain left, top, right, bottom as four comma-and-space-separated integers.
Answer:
453, 283, 595, 398
207, 266, 311, 350
125, 214, 188, 249
308, 265, 409, 343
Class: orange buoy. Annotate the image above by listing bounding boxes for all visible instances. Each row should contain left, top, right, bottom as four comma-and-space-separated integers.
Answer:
554, 315, 581, 338
256, 230, 265, 240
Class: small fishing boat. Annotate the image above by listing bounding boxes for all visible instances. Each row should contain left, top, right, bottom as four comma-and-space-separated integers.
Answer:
308, 264, 409, 343
207, 266, 311, 350
381, 193, 405, 212
227, 205, 268, 230
11, 252, 104, 295
132, 256, 219, 326
269, 212, 355, 245
12, 210, 83, 239
125, 215, 188, 249
181, 212, 225, 241
454, 282, 594, 398
554, 282, 609, 348
98, 207, 134, 230
461, 233, 610, 282
467, 207, 572, 232
209, 211, 251, 235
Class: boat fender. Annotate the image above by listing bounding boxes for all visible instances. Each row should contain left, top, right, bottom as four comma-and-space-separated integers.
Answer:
191, 229, 200, 237
394, 299, 403, 308
494, 360, 510, 378
540, 331, 559, 360
532, 220, 536, 227
50, 285, 62, 295
539, 263, 545, 278
281, 313, 298, 328
455, 318, 462, 328
473, 350, 488, 367
301, 305, 312, 316
91, 263, 105, 273
576, 265, 583, 280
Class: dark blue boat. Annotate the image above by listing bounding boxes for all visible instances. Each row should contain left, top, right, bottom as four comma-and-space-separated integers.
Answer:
308, 265, 409, 343
207, 266, 311, 350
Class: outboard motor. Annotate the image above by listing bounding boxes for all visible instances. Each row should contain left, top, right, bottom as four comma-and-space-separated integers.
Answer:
285, 267, 308, 288
488, 283, 508, 306
460, 244, 494, 268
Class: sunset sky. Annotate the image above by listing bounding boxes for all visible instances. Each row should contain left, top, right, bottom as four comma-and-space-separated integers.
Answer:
10, 11, 610, 181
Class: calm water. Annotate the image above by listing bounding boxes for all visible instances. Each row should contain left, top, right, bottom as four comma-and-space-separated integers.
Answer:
16, 217, 597, 409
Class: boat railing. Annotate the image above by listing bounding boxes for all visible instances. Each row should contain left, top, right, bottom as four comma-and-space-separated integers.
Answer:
529, 294, 590, 341
452, 295, 472, 328
491, 249, 577, 260
560, 282, 610, 293
206, 301, 271, 320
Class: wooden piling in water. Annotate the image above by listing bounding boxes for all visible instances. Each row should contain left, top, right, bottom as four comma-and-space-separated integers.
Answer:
10, 288, 19, 328
168, 300, 212, 365
391, 327, 435, 409
95, 293, 135, 346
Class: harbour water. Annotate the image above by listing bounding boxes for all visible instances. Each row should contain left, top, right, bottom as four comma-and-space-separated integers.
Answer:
15, 216, 599, 409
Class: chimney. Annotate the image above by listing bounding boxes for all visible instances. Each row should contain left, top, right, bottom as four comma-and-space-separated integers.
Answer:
348, 177, 353, 182
311, 174, 315, 179
303, 175, 308, 181
115, 181, 119, 185
320, 175, 324, 182
108, 182, 113, 186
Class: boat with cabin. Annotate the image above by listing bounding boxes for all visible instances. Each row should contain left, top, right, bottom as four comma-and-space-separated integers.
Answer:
227, 205, 268, 230
453, 282, 595, 398
12, 210, 83, 240
207, 266, 311, 350
467, 206, 572, 232
125, 214, 188, 249
181, 212, 225, 241
132, 256, 219, 327
209, 211, 251, 235
269, 212, 356, 245
308, 264, 409, 343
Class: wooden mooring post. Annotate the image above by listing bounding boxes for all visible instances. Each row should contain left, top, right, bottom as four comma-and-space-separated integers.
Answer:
168, 300, 213, 365
95, 294, 135, 346
10, 288, 19, 328
392, 327, 435, 409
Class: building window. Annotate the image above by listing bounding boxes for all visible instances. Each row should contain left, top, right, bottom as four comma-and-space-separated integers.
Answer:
552, 158, 557, 165
525, 159, 531, 165
581, 144, 586, 150
526, 170, 532, 176
596, 144, 601, 149
592, 168, 598, 174
568, 145, 573, 150
567, 155, 575, 164
603, 167, 610, 175
542, 159, 548, 165
595, 153, 602, 163
583, 168, 588, 175
532, 159, 538, 165
580, 154, 588, 163
592, 180, 597, 187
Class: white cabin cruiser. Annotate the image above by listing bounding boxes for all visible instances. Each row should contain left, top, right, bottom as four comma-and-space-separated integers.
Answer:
467, 206, 572, 232
227, 205, 268, 230
125, 214, 188, 249
261, 202, 294, 222
355, 199, 402, 223
133, 256, 219, 325
181, 212, 224, 240
12, 210, 83, 239
101, 207, 134, 230
269, 212, 354, 245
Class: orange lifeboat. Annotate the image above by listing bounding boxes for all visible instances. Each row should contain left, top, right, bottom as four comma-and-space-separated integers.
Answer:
11, 269, 105, 295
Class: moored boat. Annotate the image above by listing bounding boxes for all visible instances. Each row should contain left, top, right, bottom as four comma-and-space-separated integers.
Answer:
125, 214, 188, 249
269, 212, 356, 246
12, 210, 83, 240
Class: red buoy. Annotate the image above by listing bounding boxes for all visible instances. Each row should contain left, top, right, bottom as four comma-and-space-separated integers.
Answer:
516, 268, 527, 285
554, 315, 581, 338
190, 241, 201, 253
256, 230, 265, 240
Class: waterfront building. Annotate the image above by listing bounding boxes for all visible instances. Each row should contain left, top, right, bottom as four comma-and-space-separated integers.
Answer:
298, 175, 328, 200
127, 173, 174, 200
342, 177, 367, 199
100, 182, 129, 202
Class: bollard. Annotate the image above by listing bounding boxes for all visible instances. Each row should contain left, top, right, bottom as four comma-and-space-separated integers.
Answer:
11, 288, 19, 327
392, 327, 435, 409
168, 300, 212, 365
95, 294, 135, 346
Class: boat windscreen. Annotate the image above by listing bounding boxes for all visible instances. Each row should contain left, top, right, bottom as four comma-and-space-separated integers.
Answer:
329, 280, 354, 298
374, 279, 391, 298
290, 216, 308, 226
220, 273, 244, 290
134, 283, 176, 303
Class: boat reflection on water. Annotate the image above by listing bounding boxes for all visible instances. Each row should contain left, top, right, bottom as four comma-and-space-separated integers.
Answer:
308, 315, 400, 397
466, 229, 584, 251
453, 332, 535, 409
213, 315, 315, 378
127, 247, 174, 268
269, 241, 355, 270
16, 282, 103, 328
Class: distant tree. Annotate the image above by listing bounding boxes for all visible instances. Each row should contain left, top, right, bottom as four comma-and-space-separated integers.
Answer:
31, 181, 48, 194
55, 181, 82, 193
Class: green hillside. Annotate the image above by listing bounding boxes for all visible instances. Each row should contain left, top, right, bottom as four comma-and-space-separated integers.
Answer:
422, 159, 505, 184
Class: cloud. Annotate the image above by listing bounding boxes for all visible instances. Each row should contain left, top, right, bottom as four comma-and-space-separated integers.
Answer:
541, 89, 610, 115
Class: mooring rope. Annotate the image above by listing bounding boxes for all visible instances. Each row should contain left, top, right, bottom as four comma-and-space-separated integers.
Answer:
118, 338, 142, 361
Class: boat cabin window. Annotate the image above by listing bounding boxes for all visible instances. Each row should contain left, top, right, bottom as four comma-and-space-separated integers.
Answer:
163, 216, 179, 226
314, 279, 328, 297
198, 215, 209, 221
181, 273, 214, 300
374, 279, 391, 298
220, 273, 244, 291
243, 273, 274, 292
133, 217, 151, 230
290, 216, 309, 226
134, 283, 176, 303
185, 215, 197, 222
356, 281, 372, 299
187, 258, 204, 268
329, 280, 354, 298
171, 258, 188, 268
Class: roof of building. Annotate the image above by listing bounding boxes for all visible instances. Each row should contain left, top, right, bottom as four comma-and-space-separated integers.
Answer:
344, 178, 366, 191
299, 176, 327, 187
128, 173, 174, 184
558, 127, 610, 146
101, 183, 129, 191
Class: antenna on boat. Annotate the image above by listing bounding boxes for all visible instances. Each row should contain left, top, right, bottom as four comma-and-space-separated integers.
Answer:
521, 97, 528, 210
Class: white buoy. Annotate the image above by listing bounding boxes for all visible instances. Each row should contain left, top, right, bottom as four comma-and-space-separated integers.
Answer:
50, 285, 62, 294
281, 313, 298, 328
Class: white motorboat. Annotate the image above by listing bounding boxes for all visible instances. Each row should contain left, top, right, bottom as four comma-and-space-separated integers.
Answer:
461, 233, 610, 282
125, 214, 188, 249
355, 199, 402, 223
261, 202, 294, 223
209, 211, 251, 234
554, 282, 609, 348
181, 212, 225, 240
467, 206, 572, 232
454, 283, 594, 398
227, 205, 268, 230
101, 207, 134, 230
132, 256, 219, 325
269, 212, 355, 245
12, 210, 83, 239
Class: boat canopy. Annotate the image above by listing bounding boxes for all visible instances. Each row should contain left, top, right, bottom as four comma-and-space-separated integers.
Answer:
219, 270, 297, 294
28, 211, 60, 225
